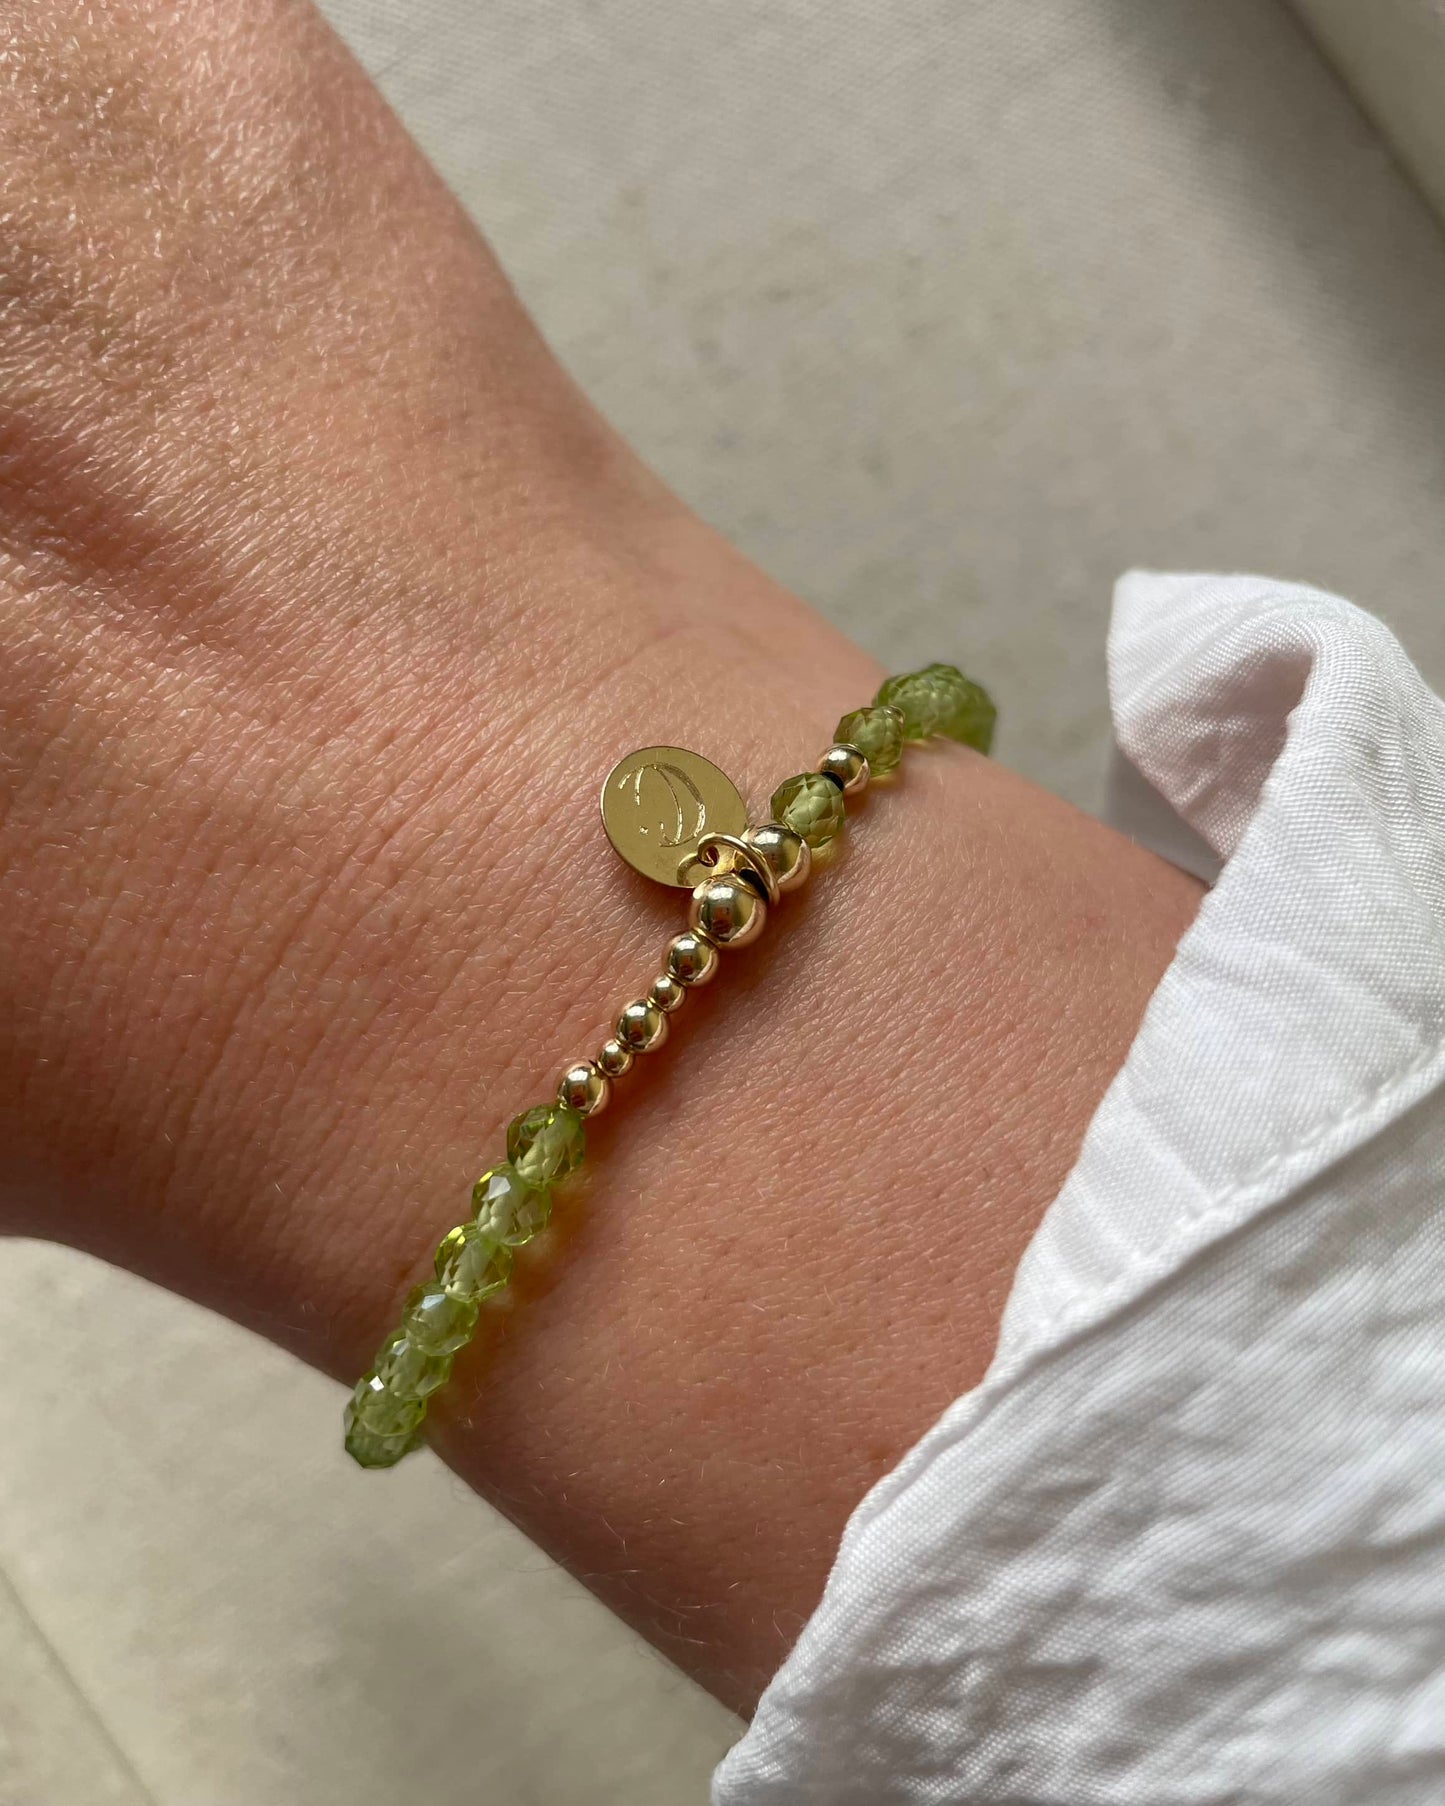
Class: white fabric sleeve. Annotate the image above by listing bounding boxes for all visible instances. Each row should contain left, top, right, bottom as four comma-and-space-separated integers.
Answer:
713, 572, 1445, 1805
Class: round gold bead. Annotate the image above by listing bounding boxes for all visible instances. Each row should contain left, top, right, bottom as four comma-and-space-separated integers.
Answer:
664, 931, 719, 988
744, 822, 812, 894
690, 872, 768, 949
818, 742, 870, 794
557, 1060, 611, 1118
596, 1037, 633, 1079
648, 972, 687, 1014
616, 998, 669, 1053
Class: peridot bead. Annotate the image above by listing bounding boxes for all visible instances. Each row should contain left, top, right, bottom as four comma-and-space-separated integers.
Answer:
923, 663, 996, 754
344, 1417, 419, 1469
836, 705, 904, 777
507, 1103, 585, 1189
875, 665, 996, 750
346, 1372, 426, 1440
770, 771, 846, 849
402, 1282, 479, 1355
472, 1163, 553, 1246
435, 1222, 513, 1300
374, 1331, 453, 1400
875, 669, 950, 740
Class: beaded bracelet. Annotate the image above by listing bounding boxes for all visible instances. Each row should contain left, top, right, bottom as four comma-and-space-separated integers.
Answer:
344, 661, 996, 1467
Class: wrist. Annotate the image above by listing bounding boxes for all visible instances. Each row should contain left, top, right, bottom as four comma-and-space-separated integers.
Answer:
9, 535, 1199, 1706
251, 603, 1199, 1704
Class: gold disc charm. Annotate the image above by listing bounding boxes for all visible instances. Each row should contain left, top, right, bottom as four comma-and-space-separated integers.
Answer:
601, 746, 748, 888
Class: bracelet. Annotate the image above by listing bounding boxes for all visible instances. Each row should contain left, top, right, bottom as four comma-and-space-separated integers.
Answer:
344, 661, 996, 1468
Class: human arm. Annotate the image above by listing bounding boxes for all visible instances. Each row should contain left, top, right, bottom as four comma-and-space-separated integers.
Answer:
0, 0, 1201, 1709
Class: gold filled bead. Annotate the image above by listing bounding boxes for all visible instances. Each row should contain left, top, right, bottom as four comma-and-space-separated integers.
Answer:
557, 1060, 611, 1117
818, 742, 870, 794
596, 1038, 634, 1079
690, 872, 767, 949
648, 973, 687, 1014
616, 998, 669, 1053
744, 822, 812, 894
665, 931, 719, 988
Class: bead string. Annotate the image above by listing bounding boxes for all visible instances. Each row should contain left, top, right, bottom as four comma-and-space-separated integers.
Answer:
345, 663, 995, 1467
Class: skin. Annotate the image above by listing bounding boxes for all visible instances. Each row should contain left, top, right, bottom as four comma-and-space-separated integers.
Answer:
0, 0, 1201, 1711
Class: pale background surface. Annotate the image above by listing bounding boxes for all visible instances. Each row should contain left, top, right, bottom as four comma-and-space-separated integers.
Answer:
5, 3, 1445, 1802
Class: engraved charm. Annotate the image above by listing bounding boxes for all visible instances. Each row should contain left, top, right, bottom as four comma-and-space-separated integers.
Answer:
600, 746, 748, 887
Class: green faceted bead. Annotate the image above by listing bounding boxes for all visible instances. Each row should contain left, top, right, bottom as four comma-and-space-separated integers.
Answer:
344, 1416, 419, 1469
875, 665, 997, 751
401, 1282, 479, 1355
874, 669, 951, 740
507, 1104, 585, 1189
374, 1331, 453, 1400
924, 663, 996, 754
770, 771, 846, 849
835, 705, 904, 777
435, 1222, 513, 1301
346, 1371, 426, 1439
472, 1163, 552, 1247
